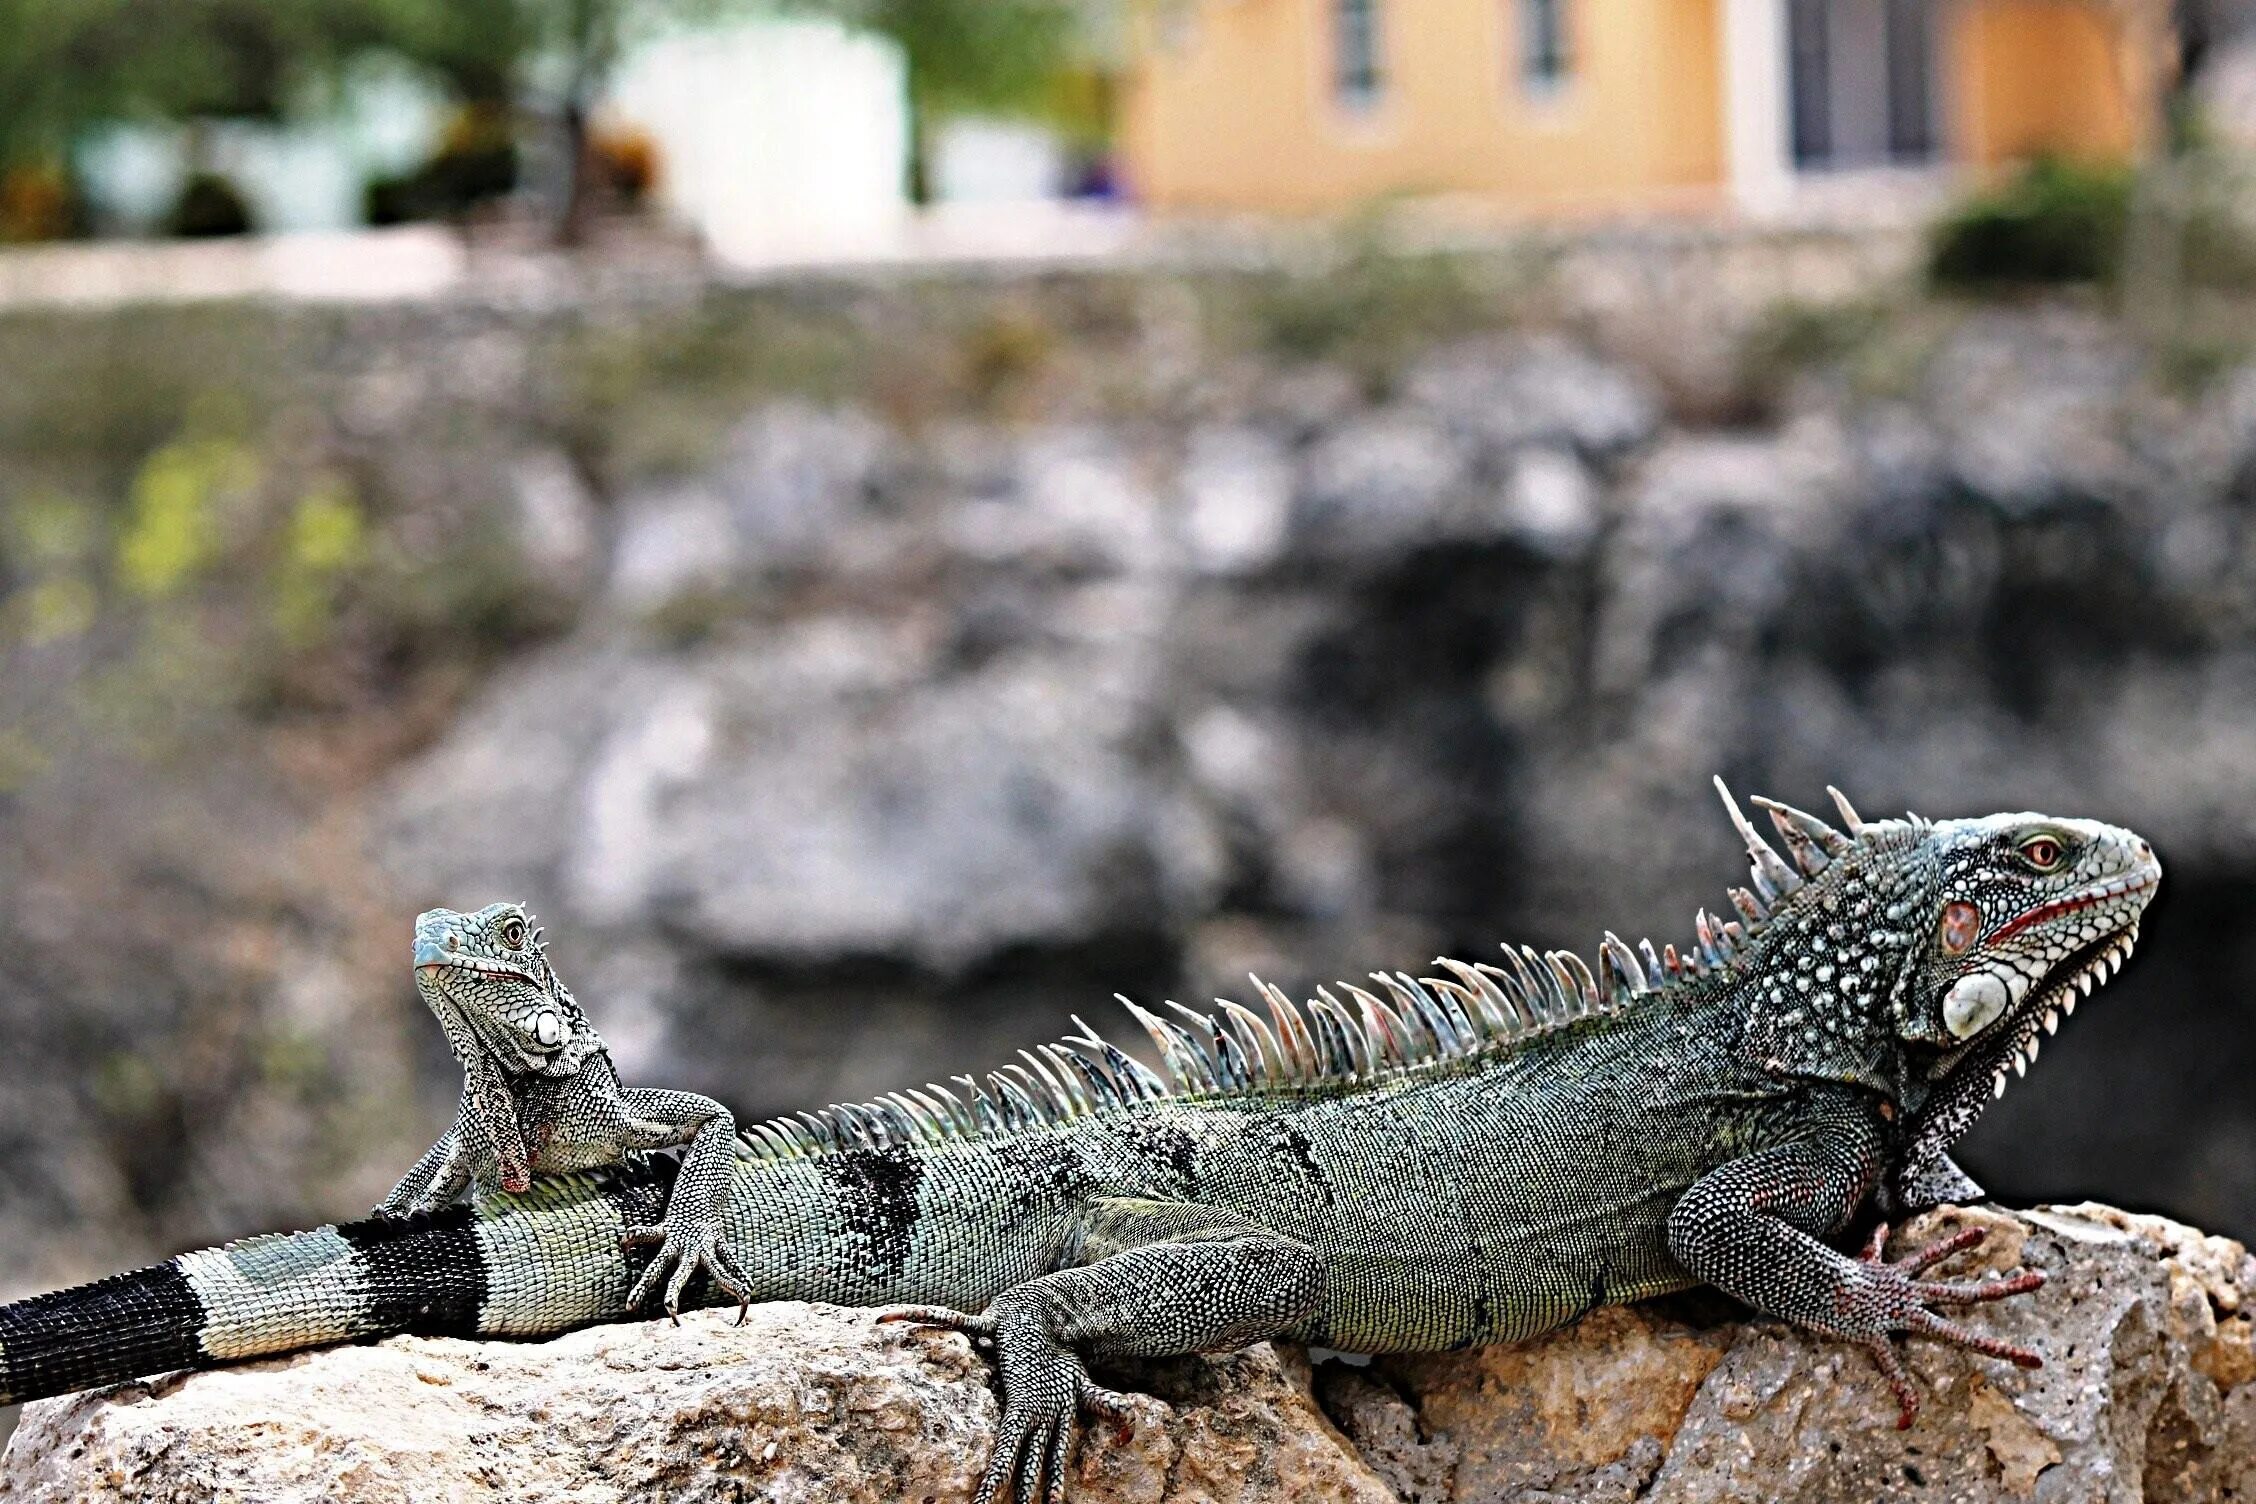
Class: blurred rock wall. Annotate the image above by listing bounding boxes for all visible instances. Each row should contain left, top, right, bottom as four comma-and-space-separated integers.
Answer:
1, 256, 2253, 1306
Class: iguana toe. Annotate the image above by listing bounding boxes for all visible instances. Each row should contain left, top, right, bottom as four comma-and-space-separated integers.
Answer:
1849, 1223, 2046, 1427
621, 1218, 752, 1320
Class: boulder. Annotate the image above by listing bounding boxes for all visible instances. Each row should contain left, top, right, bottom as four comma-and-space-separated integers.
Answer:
7, 1204, 2251, 1502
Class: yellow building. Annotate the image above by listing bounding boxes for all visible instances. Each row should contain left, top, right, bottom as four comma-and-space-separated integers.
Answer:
1119, 0, 2160, 216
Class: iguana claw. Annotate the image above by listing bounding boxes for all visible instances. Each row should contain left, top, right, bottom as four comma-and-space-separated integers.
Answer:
622, 1217, 753, 1322
883, 1300, 1142, 1504
1849, 1222, 2046, 1428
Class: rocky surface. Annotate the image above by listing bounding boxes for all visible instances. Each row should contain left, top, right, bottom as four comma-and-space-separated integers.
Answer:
6, 1204, 2252, 1502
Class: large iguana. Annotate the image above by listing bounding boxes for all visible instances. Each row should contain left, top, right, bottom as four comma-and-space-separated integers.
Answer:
0, 783, 2159, 1504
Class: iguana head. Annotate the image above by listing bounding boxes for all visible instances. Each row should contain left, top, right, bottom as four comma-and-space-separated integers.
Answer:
413, 903, 600, 1079
1708, 784, 2158, 1197
1885, 812, 2157, 1182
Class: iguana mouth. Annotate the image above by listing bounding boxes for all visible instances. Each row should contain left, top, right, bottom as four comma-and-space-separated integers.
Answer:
416, 951, 543, 989
1950, 913, 2145, 1101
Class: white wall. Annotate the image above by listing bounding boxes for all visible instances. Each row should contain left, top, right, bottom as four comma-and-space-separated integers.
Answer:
607, 18, 910, 266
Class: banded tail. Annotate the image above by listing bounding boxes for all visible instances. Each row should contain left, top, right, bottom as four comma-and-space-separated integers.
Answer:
0, 1166, 669, 1406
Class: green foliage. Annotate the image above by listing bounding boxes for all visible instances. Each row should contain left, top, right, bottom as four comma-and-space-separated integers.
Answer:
270, 475, 367, 647
1735, 298, 1891, 409
1929, 157, 2133, 292
118, 434, 260, 599
840, 0, 1089, 121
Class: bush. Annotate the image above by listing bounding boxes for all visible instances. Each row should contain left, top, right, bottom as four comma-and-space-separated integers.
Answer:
167, 172, 255, 238
1929, 157, 2132, 291
363, 105, 518, 226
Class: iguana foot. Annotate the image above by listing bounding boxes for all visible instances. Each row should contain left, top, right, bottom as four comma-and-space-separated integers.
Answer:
882, 1299, 1141, 1504
1847, 1222, 2045, 1429
621, 1217, 753, 1320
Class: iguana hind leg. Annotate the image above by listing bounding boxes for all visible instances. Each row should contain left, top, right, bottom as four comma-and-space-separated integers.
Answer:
884, 1197, 1323, 1504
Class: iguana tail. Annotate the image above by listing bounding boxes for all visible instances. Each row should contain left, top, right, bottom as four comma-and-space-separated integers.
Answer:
0, 1166, 666, 1406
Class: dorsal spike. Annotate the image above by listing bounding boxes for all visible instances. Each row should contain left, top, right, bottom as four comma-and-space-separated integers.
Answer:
1521, 946, 1568, 1018
1433, 957, 1513, 1034
1423, 975, 1489, 1039
1377, 972, 1466, 1054
886, 1091, 940, 1141
1599, 932, 1647, 1004
1637, 937, 1665, 983
1021, 1048, 1080, 1114
1751, 794, 1848, 872
1729, 886, 1767, 926
1211, 1022, 1255, 1089
989, 1070, 1043, 1127
1057, 1042, 1123, 1109
1068, 1016, 1165, 1103
1309, 989, 1370, 1076
1473, 960, 1535, 1030
1714, 775, 1803, 900
1827, 785, 1866, 838
1341, 981, 1415, 1064
1252, 975, 1317, 1078
1117, 995, 1206, 1092
1217, 998, 1286, 1085
1549, 950, 1599, 1014
1164, 1005, 1236, 1086
902, 1089, 953, 1139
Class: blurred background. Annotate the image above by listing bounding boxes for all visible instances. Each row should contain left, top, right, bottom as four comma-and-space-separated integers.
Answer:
2, 0, 2256, 1434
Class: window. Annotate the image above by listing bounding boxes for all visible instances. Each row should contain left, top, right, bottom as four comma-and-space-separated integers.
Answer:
1520, 0, 1572, 93
1334, 0, 1384, 109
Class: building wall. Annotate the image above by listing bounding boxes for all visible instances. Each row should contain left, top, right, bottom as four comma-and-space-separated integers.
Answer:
1119, 0, 1727, 215
1121, 0, 2150, 217
1945, 0, 2145, 164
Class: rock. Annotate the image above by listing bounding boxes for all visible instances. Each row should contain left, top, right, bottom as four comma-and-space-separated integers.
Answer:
380, 621, 1216, 972
1495, 444, 1601, 560
607, 483, 738, 608
1294, 409, 1471, 560
1404, 333, 1660, 462
714, 402, 888, 571
1178, 425, 1294, 575
8, 1205, 2251, 1502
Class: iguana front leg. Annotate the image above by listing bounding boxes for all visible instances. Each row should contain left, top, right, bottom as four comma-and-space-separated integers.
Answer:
885, 1197, 1324, 1504
374, 1062, 533, 1216
612, 1086, 753, 1317
1665, 1104, 2043, 1427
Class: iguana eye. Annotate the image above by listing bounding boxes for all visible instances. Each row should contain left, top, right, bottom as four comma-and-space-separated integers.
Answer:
1939, 901, 1980, 954
2017, 836, 2064, 873
499, 916, 527, 949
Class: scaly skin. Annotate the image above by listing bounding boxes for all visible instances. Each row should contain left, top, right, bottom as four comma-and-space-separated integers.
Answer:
0, 785, 2159, 1504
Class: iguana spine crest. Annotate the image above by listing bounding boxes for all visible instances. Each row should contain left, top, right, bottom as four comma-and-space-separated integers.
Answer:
736, 781, 1874, 1165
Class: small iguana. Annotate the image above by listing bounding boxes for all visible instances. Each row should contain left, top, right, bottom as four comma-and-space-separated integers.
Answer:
374, 903, 750, 1316
0, 783, 2160, 1504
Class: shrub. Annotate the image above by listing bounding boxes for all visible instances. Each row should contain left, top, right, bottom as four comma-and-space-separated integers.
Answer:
1929, 156, 2132, 291
167, 172, 255, 238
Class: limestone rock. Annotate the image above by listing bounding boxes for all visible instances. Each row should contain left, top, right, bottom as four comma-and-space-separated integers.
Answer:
8, 1205, 2251, 1503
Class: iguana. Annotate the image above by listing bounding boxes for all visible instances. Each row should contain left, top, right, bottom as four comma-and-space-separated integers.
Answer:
372, 903, 752, 1316
0, 783, 2160, 1504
